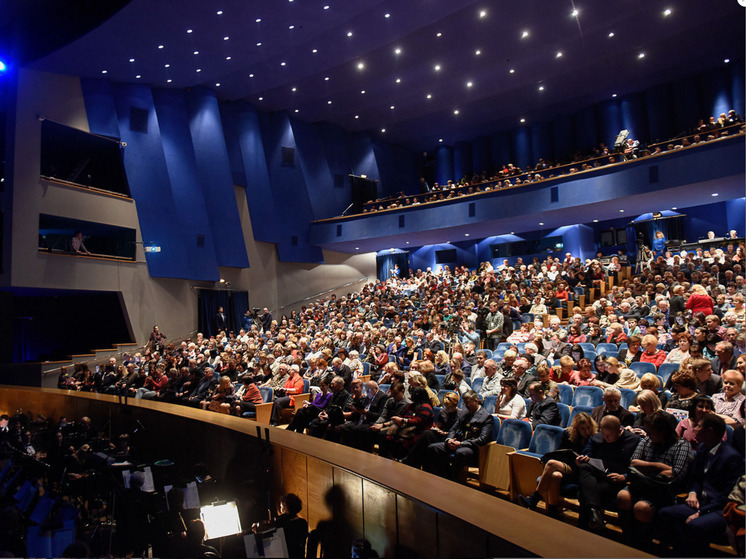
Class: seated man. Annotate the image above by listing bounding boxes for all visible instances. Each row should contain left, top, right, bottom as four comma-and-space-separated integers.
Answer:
333, 380, 389, 444
576, 415, 640, 531
526, 381, 561, 428
591, 386, 635, 428
346, 382, 409, 451
423, 390, 494, 481
657, 414, 743, 557
306, 376, 350, 438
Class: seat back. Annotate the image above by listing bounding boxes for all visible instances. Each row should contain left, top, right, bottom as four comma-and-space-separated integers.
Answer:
482, 395, 498, 414
496, 342, 511, 351
496, 418, 532, 449
571, 385, 603, 408
464, 377, 472, 387
584, 351, 597, 365
432, 406, 441, 425
568, 405, 594, 423
302, 379, 310, 393
379, 383, 391, 394
556, 403, 571, 428
557, 384, 574, 405
528, 424, 565, 455
492, 349, 506, 361
470, 377, 484, 394
490, 415, 501, 442
595, 343, 618, 354
618, 387, 636, 409
479, 349, 493, 359
362, 361, 370, 375
579, 343, 595, 353
437, 389, 457, 404
657, 363, 678, 384
630, 361, 657, 377
259, 386, 274, 403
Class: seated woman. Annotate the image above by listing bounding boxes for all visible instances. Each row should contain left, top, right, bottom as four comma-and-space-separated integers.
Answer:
569, 344, 585, 364
401, 391, 460, 468
675, 394, 726, 450
712, 369, 746, 426
286, 377, 332, 433
407, 372, 440, 407
200, 375, 233, 412
569, 358, 596, 386
616, 411, 694, 546
518, 412, 598, 516
606, 323, 628, 345
381, 387, 434, 459
663, 332, 692, 364
629, 390, 667, 436
639, 334, 667, 369
496, 377, 527, 420
591, 355, 617, 387
630, 373, 667, 412
269, 364, 306, 426
567, 324, 587, 344
233, 374, 264, 416
550, 355, 574, 384
666, 369, 699, 417
433, 350, 451, 377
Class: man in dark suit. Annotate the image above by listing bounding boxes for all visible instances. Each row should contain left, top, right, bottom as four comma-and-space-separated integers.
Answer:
576, 416, 639, 531
591, 387, 635, 428
710, 341, 737, 376
526, 382, 561, 428
331, 380, 389, 444
215, 306, 228, 332
657, 414, 743, 557
424, 390, 494, 481
307, 377, 350, 438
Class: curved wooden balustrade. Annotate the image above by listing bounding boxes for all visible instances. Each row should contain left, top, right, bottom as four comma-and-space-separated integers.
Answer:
0, 387, 648, 558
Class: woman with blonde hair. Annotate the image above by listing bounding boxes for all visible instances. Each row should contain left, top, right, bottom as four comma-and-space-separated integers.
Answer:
519, 412, 598, 516
630, 373, 668, 411
408, 372, 440, 407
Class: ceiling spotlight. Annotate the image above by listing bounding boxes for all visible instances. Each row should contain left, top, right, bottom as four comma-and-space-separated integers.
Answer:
556, 51, 563, 58
671, 207, 677, 210
395, 77, 401, 83
439, 138, 443, 142
724, 58, 730, 63
360, 90, 366, 94
215, 83, 221, 87
258, 96, 263, 101
538, 85, 544, 91
593, 219, 598, 223
608, 32, 615, 37
101, 70, 108, 74
436, 32, 442, 37
223, 36, 229, 40
466, 81, 473, 87
354, 115, 359, 119
194, 50, 199, 55
187, 29, 193, 33
475, 49, 481, 55
281, 61, 286, 66
465, 233, 470, 237
289, 25, 295, 29
129, 58, 135, 62
571, 9, 579, 17
327, 100, 332, 104
612, 93, 617, 97
196, 68, 201, 72
357, 62, 365, 70
355, 247, 360, 250
324, 5, 330, 9
479, 10, 487, 18
434, 64, 441, 71
312, 48, 318, 53
509, 68, 515, 73
539, 222, 544, 226
395, 47, 402, 55
663, 8, 672, 16
390, 105, 395, 110
384, 13, 390, 18
158, 44, 164, 49
521, 30, 529, 39
256, 42, 262, 46
225, 56, 231, 60
324, 76, 329, 81
136, 74, 141, 79
520, 118, 526, 123
294, 109, 299, 113
164, 63, 170, 68
256, 18, 261, 23
167, 79, 172, 83
292, 87, 297, 92
216, 10, 223, 15
426, 93, 432, 99
381, 128, 386, 133
453, 109, 459, 115
249, 73, 254, 77
711, 193, 719, 197
619, 209, 625, 212
347, 31, 353, 37
638, 52, 645, 59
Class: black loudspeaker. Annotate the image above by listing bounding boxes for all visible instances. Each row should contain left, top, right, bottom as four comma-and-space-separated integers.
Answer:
350, 175, 377, 213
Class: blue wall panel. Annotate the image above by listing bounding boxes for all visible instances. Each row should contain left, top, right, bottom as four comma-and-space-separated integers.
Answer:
348, 133, 380, 189
725, 198, 745, 236
151, 88, 220, 281
219, 101, 248, 188
185, 87, 249, 268
319, 123, 354, 215
551, 114, 573, 161
572, 106, 598, 154
596, 101, 622, 149
220, 101, 276, 244
645, 84, 674, 143
453, 141, 473, 181
110, 84, 191, 279
730, 64, 745, 118
435, 145, 454, 185
490, 130, 512, 170
472, 136, 491, 176
530, 122, 552, 166
80, 78, 120, 138
621, 93, 648, 145
512, 126, 532, 169
291, 118, 334, 220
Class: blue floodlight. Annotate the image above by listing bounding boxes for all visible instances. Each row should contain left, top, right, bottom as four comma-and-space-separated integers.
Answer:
0, 61, 7, 72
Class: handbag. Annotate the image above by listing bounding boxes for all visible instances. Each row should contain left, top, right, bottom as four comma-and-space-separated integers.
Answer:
626, 466, 675, 503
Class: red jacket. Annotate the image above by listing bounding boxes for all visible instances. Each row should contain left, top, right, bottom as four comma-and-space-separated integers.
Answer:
685, 293, 714, 316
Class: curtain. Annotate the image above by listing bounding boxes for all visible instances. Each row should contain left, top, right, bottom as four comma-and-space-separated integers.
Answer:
229, 291, 249, 333
197, 289, 229, 338
376, 252, 410, 282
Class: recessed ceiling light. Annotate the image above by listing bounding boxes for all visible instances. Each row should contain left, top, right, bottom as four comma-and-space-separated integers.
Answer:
475, 49, 481, 55
215, 83, 221, 87
712, 193, 719, 197
671, 207, 677, 210
465, 233, 470, 237
571, 9, 579, 17
136, 75, 141, 79
619, 209, 624, 212
295, 109, 299, 113
281, 61, 287, 66
510, 232, 515, 235
426, 93, 432, 99
453, 109, 459, 115
129, 58, 135, 62
556, 51, 563, 58
216, 10, 223, 15
436, 32, 442, 37
158, 45, 164, 49
101, 70, 108, 74
593, 219, 598, 223
328, 100, 332, 104
381, 128, 386, 133
394, 47, 402, 55
539, 222, 544, 226
466, 81, 473, 88
434, 64, 441, 71
406, 242, 410, 245
289, 25, 295, 29
663, 8, 672, 16
638, 52, 645, 59
479, 10, 487, 18
360, 90, 366, 94
520, 118, 526, 123
187, 29, 193, 33
292, 87, 297, 92
196, 68, 201, 72
357, 62, 365, 70
164, 64, 170, 68
612, 93, 617, 98
395, 78, 401, 83
608, 32, 615, 38
312, 48, 318, 53
256, 42, 262, 46
384, 13, 390, 18
167, 79, 172, 83
724, 58, 730, 64
324, 76, 329, 81
390, 105, 395, 110
323, 5, 329, 9
223, 36, 230, 41
509, 68, 515, 74
354, 115, 359, 119
347, 31, 353, 37
226, 56, 231, 60
258, 97, 263, 101
521, 30, 529, 39
355, 247, 360, 250
255, 18, 261, 23
249, 73, 254, 78
439, 138, 443, 142
194, 50, 199, 55
538, 85, 544, 91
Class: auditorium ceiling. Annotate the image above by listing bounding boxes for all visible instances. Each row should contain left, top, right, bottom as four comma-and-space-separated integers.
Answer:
7, 0, 743, 151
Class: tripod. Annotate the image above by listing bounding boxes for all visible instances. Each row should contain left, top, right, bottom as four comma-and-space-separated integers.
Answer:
635, 245, 651, 274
